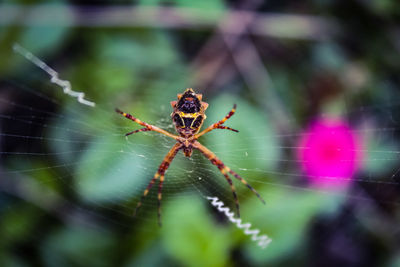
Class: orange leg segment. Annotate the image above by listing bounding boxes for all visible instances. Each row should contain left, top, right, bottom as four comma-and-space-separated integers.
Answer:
125, 127, 151, 136
134, 142, 182, 226
116, 108, 179, 140
216, 125, 239, 133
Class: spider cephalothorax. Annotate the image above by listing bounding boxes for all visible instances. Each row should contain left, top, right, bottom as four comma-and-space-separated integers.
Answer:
116, 88, 265, 226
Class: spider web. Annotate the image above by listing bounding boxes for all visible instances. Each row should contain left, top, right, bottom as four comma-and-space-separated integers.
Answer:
2, 52, 400, 263
1, 5, 400, 266
1, 74, 277, 222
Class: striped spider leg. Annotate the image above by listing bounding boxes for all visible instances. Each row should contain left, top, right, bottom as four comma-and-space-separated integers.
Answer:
115, 108, 179, 140
116, 88, 265, 226
116, 108, 181, 226
194, 103, 238, 139
134, 142, 182, 226
193, 141, 265, 218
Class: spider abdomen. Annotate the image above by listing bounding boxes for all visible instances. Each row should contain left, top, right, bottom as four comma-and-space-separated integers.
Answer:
183, 117, 194, 128
171, 88, 208, 137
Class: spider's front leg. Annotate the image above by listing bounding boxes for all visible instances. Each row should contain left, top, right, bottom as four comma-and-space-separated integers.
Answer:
134, 142, 182, 226
216, 125, 239, 132
115, 108, 179, 140
193, 141, 265, 217
195, 104, 238, 138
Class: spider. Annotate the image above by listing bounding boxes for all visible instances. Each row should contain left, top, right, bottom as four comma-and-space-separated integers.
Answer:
116, 88, 265, 226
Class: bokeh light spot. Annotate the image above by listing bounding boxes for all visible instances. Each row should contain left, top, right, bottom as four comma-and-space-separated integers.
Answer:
298, 118, 362, 189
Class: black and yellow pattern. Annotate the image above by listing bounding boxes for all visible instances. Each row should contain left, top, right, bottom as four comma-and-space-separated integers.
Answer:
170, 88, 207, 136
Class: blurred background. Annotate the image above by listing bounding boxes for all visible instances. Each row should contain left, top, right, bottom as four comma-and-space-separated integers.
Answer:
1, 1, 400, 266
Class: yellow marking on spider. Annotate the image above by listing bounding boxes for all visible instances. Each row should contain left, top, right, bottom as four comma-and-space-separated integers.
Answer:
179, 112, 198, 118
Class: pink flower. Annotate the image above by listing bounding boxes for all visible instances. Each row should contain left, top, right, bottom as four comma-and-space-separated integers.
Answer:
298, 118, 361, 189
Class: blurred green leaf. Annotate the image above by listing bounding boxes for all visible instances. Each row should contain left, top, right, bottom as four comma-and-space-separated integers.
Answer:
139, 0, 225, 10
243, 187, 344, 264
162, 195, 231, 267
97, 32, 179, 70
42, 225, 115, 267
3, 3, 71, 74
125, 242, 176, 267
69, 31, 185, 103
362, 134, 399, 176
0, 252, 29, 267
76, 133, 149, 203
0, 204, 38, 245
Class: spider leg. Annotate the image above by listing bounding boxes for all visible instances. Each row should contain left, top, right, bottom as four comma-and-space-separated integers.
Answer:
134, 142, 182, 226
227, 168, 266, 204
116, 108, 179, 140
125, 127, 151, 136
216, 125, 239, 133
133, 173, 159, 216
194, 141, 265, 211
158, 174, 165, 226
219, 168, 240, 217
156, 143, 181, 226
195, 104, 237, 138
194, 141, 241, 216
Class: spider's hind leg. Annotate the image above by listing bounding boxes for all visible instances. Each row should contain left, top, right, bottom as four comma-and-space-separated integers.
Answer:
227, 168, 266, 204
194, 141, 265, 218
134, 173, 160, 216
134, 143, 182, 226
218, 166, 241, 217
194, 141, 242, 217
